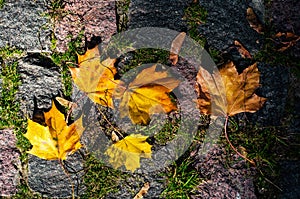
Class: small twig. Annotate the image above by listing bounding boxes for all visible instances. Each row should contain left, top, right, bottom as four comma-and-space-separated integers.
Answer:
224, 116, 255, 166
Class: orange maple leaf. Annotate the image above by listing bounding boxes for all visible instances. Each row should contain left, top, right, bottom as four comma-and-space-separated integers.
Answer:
113, 64, 180, 125
196, 61, 266, 116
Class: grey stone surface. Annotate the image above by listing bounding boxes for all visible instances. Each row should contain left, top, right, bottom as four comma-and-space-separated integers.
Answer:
0, 0, 51, 51
192, 144, 257, 199
279, 161, 300, 199
198, 0, 264, 53
268, 0, 300, 58
128, 0, 189, 32
249, 0, 265, 22
17, 53, 62, 117
0, 129, 21, 196
28, 152, 85, 198
247, 63, 289, 126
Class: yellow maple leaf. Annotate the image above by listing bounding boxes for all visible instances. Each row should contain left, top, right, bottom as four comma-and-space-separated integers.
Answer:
69, 45, 119, 108
114, 64, 180, 124
24, 101, 84, 160
196, 61, 267, 116
105, 134, 152, 172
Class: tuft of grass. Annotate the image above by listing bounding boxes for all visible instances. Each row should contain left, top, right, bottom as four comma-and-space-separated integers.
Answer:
81, 155, 127, 199
0, 0, 5, 9
224, 120, 292, 197
12, 183, 42, 199
161, 157, 201, 199
50, 32, 85, 97
0, 47, 37, 197
183, 2, 207, 46
0, 48, 31, 153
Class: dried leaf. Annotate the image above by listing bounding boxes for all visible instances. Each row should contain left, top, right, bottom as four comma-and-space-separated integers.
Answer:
274, 32, 300, 52
24, 101, 84, 160
114, 64, 180, 125
234, 40, 252, 59
169, 32, 186, 65
246, 7, 264, 34
69, 45, 119, 108
105, 134, 152, 172
134, 182, 150, 199
55, 97, 78, 110
196, 61, 266, 116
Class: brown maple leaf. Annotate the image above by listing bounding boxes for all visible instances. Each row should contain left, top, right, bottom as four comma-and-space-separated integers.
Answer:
196, 61, 266, 116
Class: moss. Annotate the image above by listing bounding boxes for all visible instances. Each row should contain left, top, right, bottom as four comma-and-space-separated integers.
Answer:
0, 0, 5, 9
81, 155, 127, 199
116, 0, 131, 32
183, 2, 208, 46
50, 31, 85, 97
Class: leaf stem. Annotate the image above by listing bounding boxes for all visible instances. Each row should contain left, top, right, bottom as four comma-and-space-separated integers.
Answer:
59, 160, 75, 199
224, 116, 255, 166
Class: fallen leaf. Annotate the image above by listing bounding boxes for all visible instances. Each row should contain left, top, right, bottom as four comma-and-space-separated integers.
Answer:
114, 64, 180, 125
233, 40, 252, 59
24, 101, 84, 160
169, 32, 186, 65
105, 134, 152, 172
69, 45, 119, 108
134, 182, 150, 199
274, 32, 300, 52
55, 97, 78, 110
55, 96, 78, 121
246, 7, 264, 34
196, 61, 266, 116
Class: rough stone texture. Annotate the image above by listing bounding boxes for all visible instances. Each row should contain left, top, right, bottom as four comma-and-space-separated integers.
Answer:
27, 152, 85, 198
197, 0, 264, 54
247, 63, 290, 126
0, 0, 51, 51
106, 172, 166, 199
268, 0, 300, 35
192, 145, 257, 199
249, 0, 265, 22
0, 129, 21, 196
54, 0, 117, 52
279, 161, 300, 199
128, 0, 190, 32
17, 53, 62, 117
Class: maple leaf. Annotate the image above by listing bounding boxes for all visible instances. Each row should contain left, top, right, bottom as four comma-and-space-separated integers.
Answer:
233, 40, 252, 59
105, 134, 152, 172
69, 45, 119, 108
246, 7, 264, 34
24, 101, 84, 160
114, 64, 180, 125
196, 61, 266, 116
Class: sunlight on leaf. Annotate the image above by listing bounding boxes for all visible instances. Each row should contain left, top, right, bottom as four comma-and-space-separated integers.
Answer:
24, 101, 84, 160
69, 45, 119, 108
114, 64, 180, 125
196, 61, 266, 116
105, 134, 152, 172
